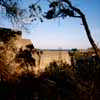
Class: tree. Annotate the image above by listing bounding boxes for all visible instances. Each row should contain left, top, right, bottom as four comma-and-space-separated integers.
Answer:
15, 48, 36, 72
0, 0, 99, 58
44, 0, 99, 59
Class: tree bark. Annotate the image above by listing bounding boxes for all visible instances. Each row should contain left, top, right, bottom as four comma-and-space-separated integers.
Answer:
81, 14, 98, 56
69, 5, 99, 58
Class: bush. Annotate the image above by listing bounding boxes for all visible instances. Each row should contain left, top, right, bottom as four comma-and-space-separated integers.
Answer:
40, 61, 80, 100
76, 56, 98, 81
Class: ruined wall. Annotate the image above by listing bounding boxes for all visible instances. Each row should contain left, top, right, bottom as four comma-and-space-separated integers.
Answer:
0, 27, 71, 74
33, 50, 71, 70
0, 28, 33, 74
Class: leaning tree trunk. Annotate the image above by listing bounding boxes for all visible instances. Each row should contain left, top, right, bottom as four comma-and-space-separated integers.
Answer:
81, 14, 99, 57
66, 0, 99, 58
72, 7, 100, 99
69, 5, 99, 59
65, 1, 100, 100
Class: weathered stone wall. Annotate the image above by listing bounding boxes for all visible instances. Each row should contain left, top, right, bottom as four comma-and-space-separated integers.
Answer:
0, 28, 33, 74
33, 50, 71, 70
0, 27, 71, 74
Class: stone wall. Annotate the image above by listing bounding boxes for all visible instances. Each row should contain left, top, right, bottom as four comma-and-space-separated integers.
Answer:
33, 50, 71, 70
0, 27, 71, 74
0, 27, 33, 74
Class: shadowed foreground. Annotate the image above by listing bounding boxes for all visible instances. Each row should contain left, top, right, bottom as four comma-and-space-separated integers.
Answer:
0, 67, 80, 100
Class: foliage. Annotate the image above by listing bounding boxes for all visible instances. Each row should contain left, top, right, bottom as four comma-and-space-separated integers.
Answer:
44, 61, 73, 76
39, 61, 80, 100
0, 71, 57, 100
0, 59, 98, 100
76, 57, 96, 80
0, 42, 16, 81
15, 48, 36, 72
70, 48, 78, 52
69, 50, 99, 80
0, 60, 10, 81
0, 0, 78, 26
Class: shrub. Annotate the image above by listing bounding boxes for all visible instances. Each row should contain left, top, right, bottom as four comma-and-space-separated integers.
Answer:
40, 61, 80, 100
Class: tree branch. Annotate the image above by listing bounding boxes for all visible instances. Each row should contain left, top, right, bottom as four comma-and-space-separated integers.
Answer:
65, 0, 99, 57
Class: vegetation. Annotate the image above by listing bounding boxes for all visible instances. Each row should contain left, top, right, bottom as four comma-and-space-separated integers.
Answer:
15, 48, 36, 72
0, 38, 16, 81
0, 57, 99, 100
0, 0, 100, 100
0, 62, 79, 100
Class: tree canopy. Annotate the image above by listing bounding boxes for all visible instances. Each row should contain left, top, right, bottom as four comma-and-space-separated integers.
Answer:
0, 0, 85, 27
